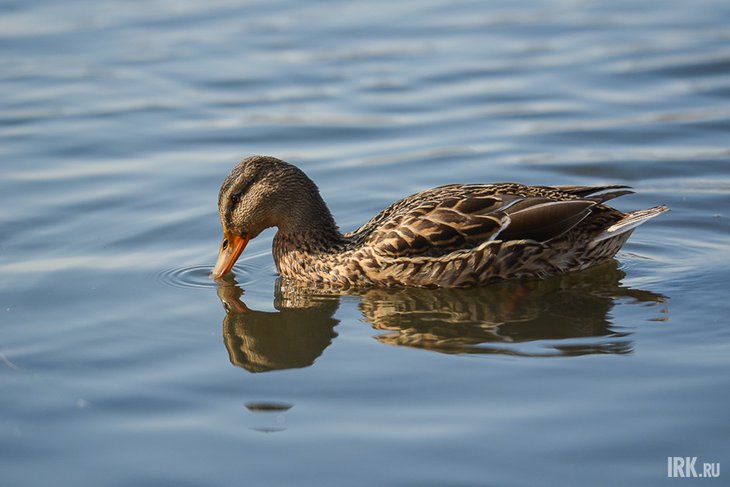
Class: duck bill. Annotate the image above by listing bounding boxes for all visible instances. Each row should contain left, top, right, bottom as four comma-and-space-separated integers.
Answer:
212, 232, 249, 278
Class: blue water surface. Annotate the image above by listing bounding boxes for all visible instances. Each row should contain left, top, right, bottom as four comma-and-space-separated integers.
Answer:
1, 1, 729, 485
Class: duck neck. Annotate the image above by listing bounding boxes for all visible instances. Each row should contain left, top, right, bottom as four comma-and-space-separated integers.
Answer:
272, 192, 346, 269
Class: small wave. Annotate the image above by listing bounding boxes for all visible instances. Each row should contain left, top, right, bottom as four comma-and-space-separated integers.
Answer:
158, 264, 259, 289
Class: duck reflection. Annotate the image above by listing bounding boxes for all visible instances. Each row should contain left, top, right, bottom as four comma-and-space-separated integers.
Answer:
217, 277, 339, 372
358, 263, 667, 357
216, 262, 667, 370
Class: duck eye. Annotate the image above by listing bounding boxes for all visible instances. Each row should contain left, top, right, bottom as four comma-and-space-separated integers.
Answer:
222, 239, 229, 250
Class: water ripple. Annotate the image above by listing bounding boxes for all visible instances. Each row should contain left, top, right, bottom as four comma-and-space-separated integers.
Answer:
157, 264, 219, 289
158, 264, 259, 289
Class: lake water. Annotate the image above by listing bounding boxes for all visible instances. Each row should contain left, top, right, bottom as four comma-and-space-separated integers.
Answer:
2, 0, 729, 485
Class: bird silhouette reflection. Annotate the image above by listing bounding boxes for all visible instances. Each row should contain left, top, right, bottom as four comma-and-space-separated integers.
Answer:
217, 278, 339, 373
216, 262, 667, 371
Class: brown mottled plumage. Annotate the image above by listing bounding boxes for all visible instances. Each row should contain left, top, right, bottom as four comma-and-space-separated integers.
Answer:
212, 155, 668, 288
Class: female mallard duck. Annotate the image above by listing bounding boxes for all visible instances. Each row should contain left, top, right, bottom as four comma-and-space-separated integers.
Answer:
212, 156, 667, 288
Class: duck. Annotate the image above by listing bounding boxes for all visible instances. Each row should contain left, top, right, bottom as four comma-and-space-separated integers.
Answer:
212, 155, 668, 288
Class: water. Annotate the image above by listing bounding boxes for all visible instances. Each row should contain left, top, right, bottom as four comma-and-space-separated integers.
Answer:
2, 0, 729, 485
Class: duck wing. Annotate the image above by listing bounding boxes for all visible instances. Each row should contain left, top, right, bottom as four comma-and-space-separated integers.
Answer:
496, 199, 597, 242
361, 184, 598, 258
550, 184, 634, 203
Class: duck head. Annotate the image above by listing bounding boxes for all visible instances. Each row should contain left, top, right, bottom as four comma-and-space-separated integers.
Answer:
212, 155, 334, 278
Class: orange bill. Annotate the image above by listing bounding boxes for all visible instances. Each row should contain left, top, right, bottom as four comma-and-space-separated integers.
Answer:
212, 231, 250, 278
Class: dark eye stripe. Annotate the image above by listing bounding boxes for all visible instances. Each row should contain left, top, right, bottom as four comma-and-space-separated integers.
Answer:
224, 178, 255, 228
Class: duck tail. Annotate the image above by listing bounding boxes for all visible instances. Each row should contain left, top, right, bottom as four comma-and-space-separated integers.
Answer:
593, 205, 669, 243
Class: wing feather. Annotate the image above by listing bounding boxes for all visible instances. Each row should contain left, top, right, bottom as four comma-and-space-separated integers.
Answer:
552, 184, 634, 204
365, 191, 517, 257
356, 183, 619, 259
497, 200, 596, 242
